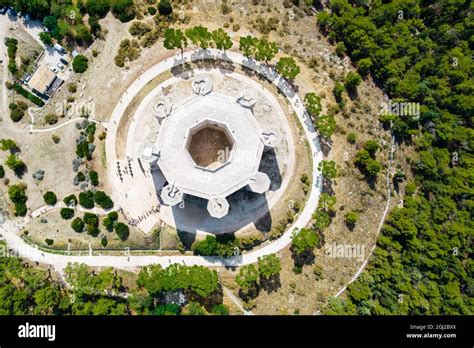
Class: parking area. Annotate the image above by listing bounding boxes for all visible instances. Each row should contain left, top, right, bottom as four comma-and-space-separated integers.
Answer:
1, 6, 73, 98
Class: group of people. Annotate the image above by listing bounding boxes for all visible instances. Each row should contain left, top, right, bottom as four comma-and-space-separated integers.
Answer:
124, 204, 161, 227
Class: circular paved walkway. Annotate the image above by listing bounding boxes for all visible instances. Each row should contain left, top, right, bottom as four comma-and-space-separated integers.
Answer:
0, 48, 323, 270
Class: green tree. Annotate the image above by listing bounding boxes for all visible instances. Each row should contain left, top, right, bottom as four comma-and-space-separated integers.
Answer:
332, 81, 345, 103
239, 35, 257, 58
254, 39, 278, 63
72, 55, 89, 73
357, 58, 372, 75
235, 264, 259, 293
276, 57, 300, 80
163, 28, 187, 57
304, 92, 322, 118
291, 228, 319, 256
93, 191, 114, 209
211, 28, 232, 52
43, 191, 57, 205
5, 154, 26, 176
71, 218, 84, 233
363, 140, 380, 156
39, 32, 53, 46
60, 208, 75, 220
257, 254, 281, 280
345, 211, 358, 230
158, 0, 173, 16
115, 222, 129, 241
318, 160, 337, 179
315, 114, 336, 139
78, 191, 94, 209
0, 139, 18, 152
185, 25, 212, 49
0, 165, 4, 179
89, 170, 99, 186
344, 71, 362, 93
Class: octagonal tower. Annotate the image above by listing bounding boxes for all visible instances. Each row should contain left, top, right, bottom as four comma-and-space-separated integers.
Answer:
150, 76, 273, 218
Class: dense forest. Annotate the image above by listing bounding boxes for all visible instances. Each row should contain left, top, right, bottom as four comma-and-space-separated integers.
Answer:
0, 248, 227, 315
319, 0, 473, 314
0, 0, 136, 47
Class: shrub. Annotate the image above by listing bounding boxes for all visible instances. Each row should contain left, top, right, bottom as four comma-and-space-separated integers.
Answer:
71, 217, 85, 232
5, 154, 26, 176
0, 165, 4, 179
52, 134, 60, 143
76, 172, 85, 182
45, 239, 54, 246
147, 6, 157, 15
79, 191, 95, 209
158, 0, 172, 15
60, 208, 75, 220
347, 132, 357, 144
101, 236, 108, 247
45, 113, 58, 125
43, 191, 57, 205
115, 222, 130, 241
67, 83, 77, 93
72, 55, 89, 73
345, 211, 358, 230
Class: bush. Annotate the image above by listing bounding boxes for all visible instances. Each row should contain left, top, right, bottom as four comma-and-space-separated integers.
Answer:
147, 7, 157, 15
89, 170, 99, 186
5, 154, 26, 176
44, 113, 58, 125
347, 132, 357, 144
52, 134, 60, 144
10, 107, 24, 122
101, 236, 108, 247
43, 191, 57, 205
158, 0, 173, 15
67, 83, 77, 93
60, 208, 75, 220
115, 222, 130, 241
345, 211, 358, 230
94, 191, 114, 209
72, 55, 89, 73
71, 218, 85, 232
0, 165, 4, 179
76, 172, 85, 182
79, 191, 95, 209
111, 0, 136, 22
45, 239, 54, 246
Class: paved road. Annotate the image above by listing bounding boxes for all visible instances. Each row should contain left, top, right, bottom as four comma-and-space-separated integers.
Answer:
1, 48, 323, 271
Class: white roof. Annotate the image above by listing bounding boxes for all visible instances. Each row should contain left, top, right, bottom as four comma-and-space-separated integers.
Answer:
155, 92, 266, 200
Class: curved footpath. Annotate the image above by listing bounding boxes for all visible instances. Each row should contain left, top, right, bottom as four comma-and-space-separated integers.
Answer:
0, 49, 323, 270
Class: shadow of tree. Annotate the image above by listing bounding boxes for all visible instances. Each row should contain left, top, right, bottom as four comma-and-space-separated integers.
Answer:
260, 274, 281, 293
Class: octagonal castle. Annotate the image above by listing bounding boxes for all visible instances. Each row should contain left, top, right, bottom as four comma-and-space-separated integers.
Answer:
142, 76, 278, 218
